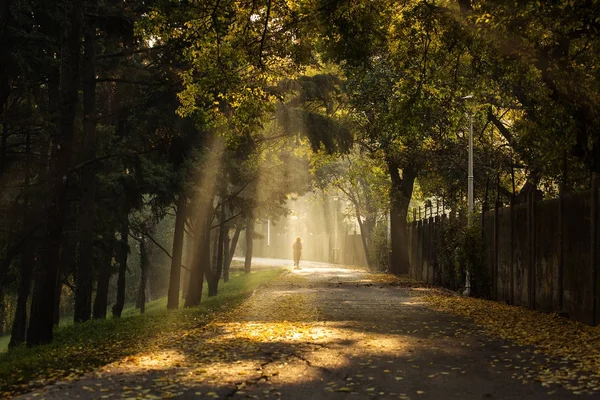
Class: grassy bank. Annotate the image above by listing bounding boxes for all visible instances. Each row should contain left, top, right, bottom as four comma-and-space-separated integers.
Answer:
0, 269, 283, 397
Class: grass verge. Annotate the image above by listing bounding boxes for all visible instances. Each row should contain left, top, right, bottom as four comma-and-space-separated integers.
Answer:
0, 269, 283, 397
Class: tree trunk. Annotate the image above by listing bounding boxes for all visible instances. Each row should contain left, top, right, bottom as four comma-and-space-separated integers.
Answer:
136, 237, 148, 314
74, 24, 97, 323
0, 122, 7, 177
112, 219, 129, 318
223, 228, 231, 282
9, 240, 35, 348
0, 0, 9, 177
27, 0, 82, 346
208, 202, 226, 296
387, 160, 417, 275
182, 232, 193, 300
93, 238, 113, 319
53, 280, 62, 326
244, 214, 254, 274
356, 212, 374, 270
226, 225, 242, 273
167, 194, 187, 309
184, 218, 209, 308
0, 293, 5, 335
9, 128, 36, 346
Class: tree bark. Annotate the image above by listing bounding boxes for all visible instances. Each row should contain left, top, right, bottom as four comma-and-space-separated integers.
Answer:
53, 276, 62, 326
167, 194, 187, 309
27, 0, 82, 346
226, 225, 242, 273
112, 218, 129, 318
74, 25, 97, 323
0, 0, 10, 177
244, 214, 254, 274
9, 237, 35, 348
207, 202, 226, 296
223, 227, 231, 282
387, 160, 417, 275
355, 211, 374, 270
184, 217, 209, 308
136, 237, 148, 314
93, 238, 113, 319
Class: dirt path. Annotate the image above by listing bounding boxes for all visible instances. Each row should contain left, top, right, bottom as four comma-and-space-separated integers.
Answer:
17, 264, 589, 399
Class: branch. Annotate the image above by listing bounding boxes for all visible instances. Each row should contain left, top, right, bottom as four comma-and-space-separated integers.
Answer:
258, 0, 272, 68
95, 78, 167, 86
487, 106, 514, 145
69, 148, 158, 173
98, 45, 169, 59
128, 230, 190, 272
210, 211, 242, 230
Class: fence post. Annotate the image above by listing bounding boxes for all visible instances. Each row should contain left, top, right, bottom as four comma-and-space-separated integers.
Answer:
493, 197, 499, 301
591, 174, 599, 325
510, 196, 515, 305
558, 189, 564, 312
527, 188, 537, 310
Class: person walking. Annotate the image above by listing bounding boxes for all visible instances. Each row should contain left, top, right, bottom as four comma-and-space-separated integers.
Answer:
293, 237, 302, 269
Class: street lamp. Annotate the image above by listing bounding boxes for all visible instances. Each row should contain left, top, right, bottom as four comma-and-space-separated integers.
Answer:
460, 94, 474, 296
333, 196, 339, 264
461, 95, 474, 221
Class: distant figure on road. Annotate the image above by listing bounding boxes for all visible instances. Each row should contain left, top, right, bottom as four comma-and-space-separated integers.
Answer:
293, 237, 302, 269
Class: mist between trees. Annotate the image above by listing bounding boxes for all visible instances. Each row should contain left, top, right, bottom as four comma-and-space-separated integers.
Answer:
1, 0, 600, 347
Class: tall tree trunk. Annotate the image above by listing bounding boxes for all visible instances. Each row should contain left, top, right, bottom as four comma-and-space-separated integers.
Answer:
185, 212, 210, 308
9, 244, 35, 347
244, 214, 254, 274
208, 202, 226, 296
355, 211, 374, 269
53, 280, 62, 326
9, 129, 35, 346
93, 238, 113, 319
387, 160, 417, 275
27, 0, 82, 346
74, 24, 97, 323
0, 294, 5, 335
0, 122, 7, 177
167, 194, 187, 309
112, 219, 129, 318
223, 227, 231, 282
226, 225, 242, 273
0, 0, 9, 177
182, 232, 193, 300
136, 237, 148, 314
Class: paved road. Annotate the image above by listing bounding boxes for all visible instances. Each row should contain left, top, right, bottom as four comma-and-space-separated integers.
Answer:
18, 263, 586, 399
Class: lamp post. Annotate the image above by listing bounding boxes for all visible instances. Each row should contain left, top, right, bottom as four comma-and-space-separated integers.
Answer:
461, 95, 474, 220
461, 94, 474, 296
333, 196, 339, 264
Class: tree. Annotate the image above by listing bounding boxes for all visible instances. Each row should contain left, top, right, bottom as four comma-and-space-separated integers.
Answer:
311, 148, 389, 269
27, 0, 82, 346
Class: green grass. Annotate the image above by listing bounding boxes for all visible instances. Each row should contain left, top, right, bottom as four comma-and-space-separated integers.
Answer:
0, 269, 283, 397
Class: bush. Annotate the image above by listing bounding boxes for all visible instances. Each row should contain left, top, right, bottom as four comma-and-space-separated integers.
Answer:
436, 214, 490, 297
368, 221, 389, 272
455, 220, 491, 298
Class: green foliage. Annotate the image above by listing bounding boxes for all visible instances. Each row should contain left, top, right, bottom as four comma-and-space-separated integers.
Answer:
436, 215, 490, 297
455, 221, 490, 298
367, 222, 390, 272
